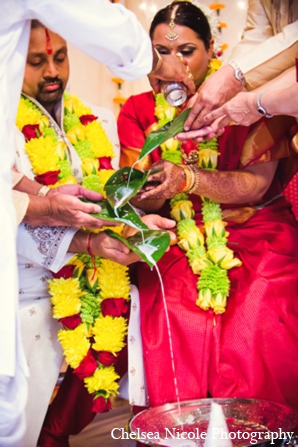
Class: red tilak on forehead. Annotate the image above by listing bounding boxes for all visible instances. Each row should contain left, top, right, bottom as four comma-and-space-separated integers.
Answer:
45, 28, 53, 55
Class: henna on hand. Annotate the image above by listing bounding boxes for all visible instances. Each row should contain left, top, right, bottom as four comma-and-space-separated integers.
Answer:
141, 161, 186, 200
196, 169, 262, 203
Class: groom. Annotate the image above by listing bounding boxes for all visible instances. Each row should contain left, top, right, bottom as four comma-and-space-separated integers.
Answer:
17, 21, 175, 447
16, 20, 134, 447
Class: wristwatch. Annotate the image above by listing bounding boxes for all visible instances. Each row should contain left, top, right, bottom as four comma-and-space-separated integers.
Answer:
257, 91, 273, 118
228, 61, 246, 87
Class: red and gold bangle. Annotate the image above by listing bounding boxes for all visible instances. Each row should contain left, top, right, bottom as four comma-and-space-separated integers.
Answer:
178, 166, 187, 193
180, 164, 200, 194
180, 165, 193, 193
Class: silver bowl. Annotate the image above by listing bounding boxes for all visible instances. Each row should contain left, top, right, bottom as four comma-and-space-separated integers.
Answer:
130, 398, 298, 447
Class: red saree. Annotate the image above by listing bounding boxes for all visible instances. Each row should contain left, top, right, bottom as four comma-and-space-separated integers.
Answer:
118, 91, 298, 411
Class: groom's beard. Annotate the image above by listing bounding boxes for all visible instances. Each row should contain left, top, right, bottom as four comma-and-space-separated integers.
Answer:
36, 76, 64, 107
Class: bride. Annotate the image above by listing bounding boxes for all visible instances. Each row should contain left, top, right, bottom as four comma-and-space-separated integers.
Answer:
118, 0, 298, 412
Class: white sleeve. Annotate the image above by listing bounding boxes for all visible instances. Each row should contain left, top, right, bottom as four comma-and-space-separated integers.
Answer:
224, 0, 298, 89
226, 21, 298, 89
17, 223, 78, 273
26, 0, 152, 81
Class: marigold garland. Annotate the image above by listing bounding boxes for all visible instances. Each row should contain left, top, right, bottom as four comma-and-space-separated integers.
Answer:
16, 93, 131, 412
154, 59, 241, 314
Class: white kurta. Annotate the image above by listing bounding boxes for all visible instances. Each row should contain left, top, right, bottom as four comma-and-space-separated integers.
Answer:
225, 0, 298, 89
0, 2, 151, 445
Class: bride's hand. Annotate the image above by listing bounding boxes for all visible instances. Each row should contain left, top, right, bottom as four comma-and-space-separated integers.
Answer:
140, 161, 185, 200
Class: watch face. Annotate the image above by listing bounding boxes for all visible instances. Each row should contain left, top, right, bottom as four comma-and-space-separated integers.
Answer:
258, 106, 267, 115
257, 106, 266, 115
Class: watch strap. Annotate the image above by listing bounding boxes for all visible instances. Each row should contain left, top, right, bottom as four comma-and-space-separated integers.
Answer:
228, 61, 245, 87
257, 91, 274, 118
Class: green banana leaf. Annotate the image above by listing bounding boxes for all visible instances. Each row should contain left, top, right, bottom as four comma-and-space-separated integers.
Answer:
138, 107, 191, 162
105, 229, 170, 269
104, 167, 151, 211
80, 198, 147, 230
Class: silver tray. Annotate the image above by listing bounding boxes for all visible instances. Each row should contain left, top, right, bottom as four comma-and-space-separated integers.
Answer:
130, 398, 298, 447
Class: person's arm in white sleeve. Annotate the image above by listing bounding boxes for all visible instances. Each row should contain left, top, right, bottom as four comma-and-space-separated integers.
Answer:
17, 223, 140, 274
12, 171, 116, 228
17, 224, 78, 273
228, 21, 298, 90
180, 67, 298, 134
225, 0, 298, 90
225, 0, 274, 63
181, 0, 297, 131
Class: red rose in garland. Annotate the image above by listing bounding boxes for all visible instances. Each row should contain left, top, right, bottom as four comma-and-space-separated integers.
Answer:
51, 265, 76, 279
92, 396, 112, 413
98, 351, 119, 367
101, 298, 129, 317
35, 170, 60, 186
22, 124, 41, 141
99, 157, 113, 170
79, 114, 98, 125
59, 314, 82, 330
73, 350, 98, 380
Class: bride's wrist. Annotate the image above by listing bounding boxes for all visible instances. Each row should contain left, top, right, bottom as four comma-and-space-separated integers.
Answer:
180, 165, 200, 194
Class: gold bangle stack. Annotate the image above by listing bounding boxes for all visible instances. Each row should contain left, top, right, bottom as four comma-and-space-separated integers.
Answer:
180, 165, 200, 194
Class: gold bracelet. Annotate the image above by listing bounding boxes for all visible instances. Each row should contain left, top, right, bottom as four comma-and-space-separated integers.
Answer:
187, 165, 200, 194
149, 48, 163, 75
37, 185, 50, 197
180, 165, 193, 192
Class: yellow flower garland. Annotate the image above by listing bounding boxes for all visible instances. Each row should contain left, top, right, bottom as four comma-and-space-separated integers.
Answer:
154, 60, 241, 314
16, 94, 131, 412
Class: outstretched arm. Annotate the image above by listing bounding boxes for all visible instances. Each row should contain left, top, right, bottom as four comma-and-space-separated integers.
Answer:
204, 68, 298, 129
183, 65, 244, 132
176, 66, 297, 140
181, 0, 298, 133
140, 159, 278, 204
